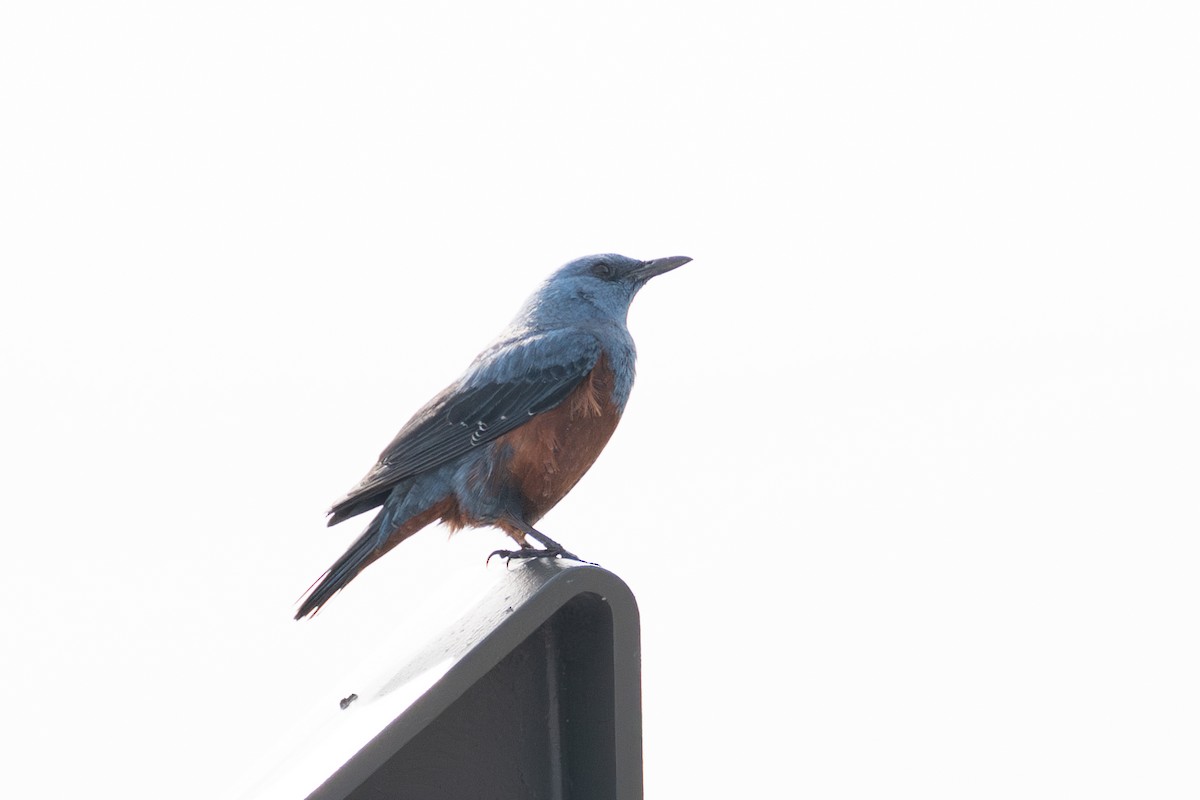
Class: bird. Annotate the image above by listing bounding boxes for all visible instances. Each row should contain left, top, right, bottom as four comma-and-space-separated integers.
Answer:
295, 253, 690, 618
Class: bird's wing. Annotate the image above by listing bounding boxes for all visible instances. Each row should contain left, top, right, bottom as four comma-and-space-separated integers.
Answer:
327, 330, 601, 524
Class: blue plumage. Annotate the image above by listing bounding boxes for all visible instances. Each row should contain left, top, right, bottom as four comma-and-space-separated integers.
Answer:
296, 253, 689, 618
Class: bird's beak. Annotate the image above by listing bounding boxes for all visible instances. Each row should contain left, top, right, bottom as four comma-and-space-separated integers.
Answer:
633, 255, 692, 281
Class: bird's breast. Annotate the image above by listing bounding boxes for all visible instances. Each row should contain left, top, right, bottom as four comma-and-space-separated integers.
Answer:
493, 355, 623, 522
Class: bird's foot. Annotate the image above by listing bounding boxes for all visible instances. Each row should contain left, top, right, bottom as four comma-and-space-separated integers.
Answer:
487, 545, 584, 566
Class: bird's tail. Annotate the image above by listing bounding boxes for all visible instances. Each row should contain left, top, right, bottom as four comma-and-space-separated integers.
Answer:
295, 496, 453, 619
295, 512, 388, 619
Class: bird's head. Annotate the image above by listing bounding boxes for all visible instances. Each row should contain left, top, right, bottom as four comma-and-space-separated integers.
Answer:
520, 253, 691, 327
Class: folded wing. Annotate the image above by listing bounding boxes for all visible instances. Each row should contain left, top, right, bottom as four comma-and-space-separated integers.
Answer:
327, 330, 602, 525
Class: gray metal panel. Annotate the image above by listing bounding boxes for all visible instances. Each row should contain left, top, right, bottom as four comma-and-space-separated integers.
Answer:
277, 560, 640, 799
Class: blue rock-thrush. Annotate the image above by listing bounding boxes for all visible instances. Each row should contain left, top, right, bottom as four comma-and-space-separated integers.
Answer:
296, 253, 689, 618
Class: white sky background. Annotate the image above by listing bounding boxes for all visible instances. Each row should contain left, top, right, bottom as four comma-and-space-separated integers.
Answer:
2, 1, 1198, 797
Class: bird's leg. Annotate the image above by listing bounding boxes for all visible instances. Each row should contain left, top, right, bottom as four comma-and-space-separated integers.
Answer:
523, 526, 579, 559
488, 522, 587, 564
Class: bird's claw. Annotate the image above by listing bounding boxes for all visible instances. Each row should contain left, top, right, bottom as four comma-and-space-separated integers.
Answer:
487, 546, 583, 566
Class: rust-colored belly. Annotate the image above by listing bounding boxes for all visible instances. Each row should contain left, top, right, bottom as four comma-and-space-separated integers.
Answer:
494, 355, 622, 523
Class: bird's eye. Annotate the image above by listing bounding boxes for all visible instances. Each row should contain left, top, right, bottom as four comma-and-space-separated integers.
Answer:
593, 262, 615, 280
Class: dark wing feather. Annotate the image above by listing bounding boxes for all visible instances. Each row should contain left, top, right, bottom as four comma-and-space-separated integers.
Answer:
327, 331, 601, 525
